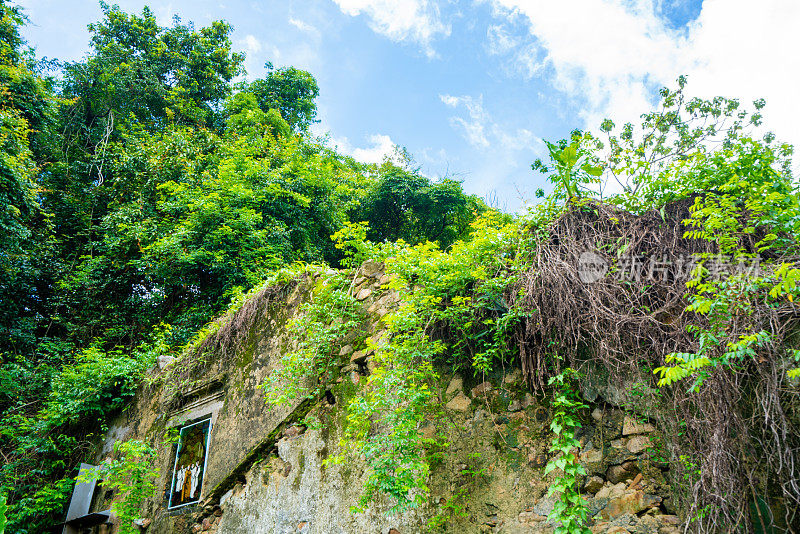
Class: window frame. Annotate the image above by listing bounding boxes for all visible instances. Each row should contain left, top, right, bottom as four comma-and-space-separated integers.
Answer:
166, 416, 213, 510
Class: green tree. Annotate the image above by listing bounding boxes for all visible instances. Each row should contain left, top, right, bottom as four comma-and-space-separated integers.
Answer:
354, 162, 485, 250
0, 0, 58, 356
247, 63, 320, 132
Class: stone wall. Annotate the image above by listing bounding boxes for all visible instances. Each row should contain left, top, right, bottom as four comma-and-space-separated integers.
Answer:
93, 261, 686, 534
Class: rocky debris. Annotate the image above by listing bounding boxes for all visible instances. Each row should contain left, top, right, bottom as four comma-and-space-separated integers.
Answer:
446, 376, 463, 396
622, 416, 655, 436
596, 482, 628, 501
627, 473, 644, 490
600, 489, 662, 519
338, 344, 353, 356
583, 475, 605, 494
420, 423, 436, 439
592, 407, 603, 421
580, 448, 603, 464
360, 260, 383, 277
508, 399, 522, 412
283, 425, 303, 438
356, 287, 372, 301
350, 349, 369, 363
635, 515, 661, 534
521, 393, 535, 408
654, 515, 679, 526
471, 381, 493, 397
626, 435, 652, 454
531, 494, 558, 517
528, 451, 548, 468
446, 392, 471, 412
503, 369, 523, 383
606, 461, 639, 484
134, 518, 151, 529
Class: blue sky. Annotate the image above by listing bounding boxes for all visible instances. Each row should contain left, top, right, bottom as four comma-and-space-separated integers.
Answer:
18, 0, 800, 211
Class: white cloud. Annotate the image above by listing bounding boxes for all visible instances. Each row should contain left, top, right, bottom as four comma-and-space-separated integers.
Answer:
488, 0, 800, 153
240, 34, 262, 54
440, 94, 490, 148
289, 17, 320, 36
332, 0, 451, 57
486, 23, 545, 79
333, 134, 398, 164
440, 94, 538, 151
486, 24, 519, 55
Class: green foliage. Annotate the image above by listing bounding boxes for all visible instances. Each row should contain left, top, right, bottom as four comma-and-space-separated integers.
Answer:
43, 326, 167, 425
73, 1, 244, 127
353, 160, 487, 250
331, 221, 407, 268
1, 0, 796, 526
651, 129, 800, 388
247, 63, 320, 132
600, 77, 789, 210
78, 440, 159, 534
544, 369, 591, 534
262, 273, 364, 405
1, 3, 488, 525
533, 134, 604, 200
330, 213, 524, 512
0, 324, 168, 532
0, 0, 53, 356
0, 492, 7, 534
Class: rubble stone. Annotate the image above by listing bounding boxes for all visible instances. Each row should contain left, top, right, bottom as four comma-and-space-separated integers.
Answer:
446, 376, 463, 396
471, 381, 493, 397
623, 416, 655, 435
356, 287, 372, 301
583, 475, 605, 494
626, 436, 652, 454
446, 392, 471, 412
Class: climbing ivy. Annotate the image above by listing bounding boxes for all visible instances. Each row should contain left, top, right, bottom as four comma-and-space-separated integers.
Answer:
544, 369, 592, 534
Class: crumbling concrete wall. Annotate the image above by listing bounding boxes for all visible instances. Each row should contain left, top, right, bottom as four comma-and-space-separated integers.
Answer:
97, 261, 685, 534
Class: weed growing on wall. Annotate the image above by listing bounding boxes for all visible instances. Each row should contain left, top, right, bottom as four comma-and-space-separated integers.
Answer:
0, 328, 168, 532
262, 272, 364, 405
426, 452, 488, 531
331, 214, 527, 513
